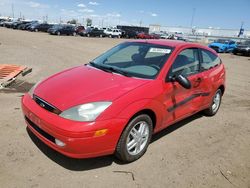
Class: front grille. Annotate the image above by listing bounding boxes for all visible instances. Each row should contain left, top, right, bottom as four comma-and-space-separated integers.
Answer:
25, 116, 55, 143
33, 95, 61, 114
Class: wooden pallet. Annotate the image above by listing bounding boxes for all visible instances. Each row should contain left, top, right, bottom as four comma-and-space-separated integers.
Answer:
0, 64, 32, 89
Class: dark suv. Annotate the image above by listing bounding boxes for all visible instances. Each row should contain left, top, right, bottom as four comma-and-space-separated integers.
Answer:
85, 28, 106, 37
233, 40, 250, 56
48, 25, 77, 36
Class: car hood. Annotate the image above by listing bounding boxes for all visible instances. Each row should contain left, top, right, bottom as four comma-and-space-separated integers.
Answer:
34, 65, 150, 111
209, 42, 226, 48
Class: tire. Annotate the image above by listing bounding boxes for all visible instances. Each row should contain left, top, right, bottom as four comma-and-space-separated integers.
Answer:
57, 31, 60, 36
203, 89, 222, 116
35, 29, 38, 32
115, 114, 153, 163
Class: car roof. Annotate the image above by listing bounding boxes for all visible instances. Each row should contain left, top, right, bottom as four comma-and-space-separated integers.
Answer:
130, 39, 215, 54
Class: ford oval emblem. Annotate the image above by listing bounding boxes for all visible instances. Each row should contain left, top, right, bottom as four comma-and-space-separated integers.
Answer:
39, 102, 45, 108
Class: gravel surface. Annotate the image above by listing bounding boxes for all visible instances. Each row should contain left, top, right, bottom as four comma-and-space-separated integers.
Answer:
0, 27, 250, 188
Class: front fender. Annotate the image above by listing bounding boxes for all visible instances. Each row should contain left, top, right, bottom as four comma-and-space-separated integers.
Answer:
116, 99, 165, 132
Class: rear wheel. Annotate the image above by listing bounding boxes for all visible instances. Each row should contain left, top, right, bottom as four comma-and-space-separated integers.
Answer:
115, 114, 153, 162
203, 89, 222, 116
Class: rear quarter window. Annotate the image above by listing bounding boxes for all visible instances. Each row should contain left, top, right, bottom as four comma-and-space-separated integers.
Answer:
201, 50, 221, 71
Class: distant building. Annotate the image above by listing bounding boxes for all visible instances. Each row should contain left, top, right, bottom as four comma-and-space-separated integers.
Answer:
149, 24, 250, 38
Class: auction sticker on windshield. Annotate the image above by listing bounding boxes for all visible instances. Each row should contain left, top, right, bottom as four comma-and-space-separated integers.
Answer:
149, 48, 171, 54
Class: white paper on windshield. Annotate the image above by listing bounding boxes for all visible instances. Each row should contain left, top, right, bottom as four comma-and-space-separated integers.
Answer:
149, 48, 171, 54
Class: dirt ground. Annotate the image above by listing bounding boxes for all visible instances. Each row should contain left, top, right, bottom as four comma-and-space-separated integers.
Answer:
0, 27, 250, 188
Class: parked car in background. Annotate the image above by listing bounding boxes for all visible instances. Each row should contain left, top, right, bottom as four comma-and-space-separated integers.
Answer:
0, 18, 13, 27
86, 28, 106, 37
137, 32, 160, 39
105, 28, 122, 38
208, 39, 237, 53
48, 25, 77, 36
79, 27, 92, 36
150, 33, 160, 39
13, 21, 31, 29
29, 23, 53, 32
137, 32, 153, 39
2, 19, 16, 28
159, 33, 169, 39
22, 40, 225, 162
233, 40, 250, 56
75, 25, 85, 34
121, 30, 138, 38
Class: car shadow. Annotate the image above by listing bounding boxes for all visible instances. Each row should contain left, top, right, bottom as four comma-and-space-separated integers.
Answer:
151, 113, 203, 143
0, 81, 35, 93
26, 113, 203, 170
26, 128, 115, 171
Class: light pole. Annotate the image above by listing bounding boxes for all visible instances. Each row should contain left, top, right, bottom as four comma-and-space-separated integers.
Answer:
190, 8, 196, 28
11, 3, 14, 18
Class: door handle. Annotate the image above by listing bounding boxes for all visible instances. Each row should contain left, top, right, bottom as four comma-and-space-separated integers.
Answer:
195, 78, 202, 83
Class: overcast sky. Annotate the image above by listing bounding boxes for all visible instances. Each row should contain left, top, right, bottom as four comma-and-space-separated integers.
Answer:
0, 0, 250, 29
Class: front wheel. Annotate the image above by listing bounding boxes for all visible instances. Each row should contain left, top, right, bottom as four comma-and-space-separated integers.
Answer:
115, 114, 153, 163
203, 89, 222, 116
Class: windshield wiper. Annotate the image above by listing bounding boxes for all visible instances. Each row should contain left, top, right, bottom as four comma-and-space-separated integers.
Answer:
105, 66, 132, 77
89, 62, 131, 77
89, 62, 113, 73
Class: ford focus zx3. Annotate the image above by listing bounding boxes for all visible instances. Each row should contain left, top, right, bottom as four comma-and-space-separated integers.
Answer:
22, 40, 225, 162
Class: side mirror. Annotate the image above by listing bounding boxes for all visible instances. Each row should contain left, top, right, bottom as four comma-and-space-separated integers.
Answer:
172, 75, 191, 89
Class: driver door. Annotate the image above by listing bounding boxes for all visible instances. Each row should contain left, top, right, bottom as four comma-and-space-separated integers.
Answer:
163, 48, 203, 124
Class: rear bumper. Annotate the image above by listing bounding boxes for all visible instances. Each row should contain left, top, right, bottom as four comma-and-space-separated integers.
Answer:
22, 94, 127, 158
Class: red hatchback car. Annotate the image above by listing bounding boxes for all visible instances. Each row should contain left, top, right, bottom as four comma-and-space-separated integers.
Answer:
22, 40, 225, 162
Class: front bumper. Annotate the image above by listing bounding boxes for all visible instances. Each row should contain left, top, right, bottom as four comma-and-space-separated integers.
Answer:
209, 45, 224, 53
22, 94, 127, 158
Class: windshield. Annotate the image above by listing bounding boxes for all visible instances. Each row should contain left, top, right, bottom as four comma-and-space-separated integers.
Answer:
90, 42, 173, 79
215, 39, 228, 44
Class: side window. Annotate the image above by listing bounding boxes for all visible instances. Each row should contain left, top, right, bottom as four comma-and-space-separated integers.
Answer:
169, 48, 200, 77
201, 50, 221, 71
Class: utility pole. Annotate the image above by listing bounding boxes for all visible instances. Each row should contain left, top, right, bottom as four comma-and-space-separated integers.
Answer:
190, 8, 196, 28
11, 3, 14, 18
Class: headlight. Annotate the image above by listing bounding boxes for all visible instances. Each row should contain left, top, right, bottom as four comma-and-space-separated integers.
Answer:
59, 102, 112, 122
28, 81, 41, 98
